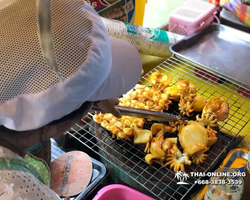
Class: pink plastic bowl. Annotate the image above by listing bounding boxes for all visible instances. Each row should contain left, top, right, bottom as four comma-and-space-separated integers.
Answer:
92, 184, 156, 200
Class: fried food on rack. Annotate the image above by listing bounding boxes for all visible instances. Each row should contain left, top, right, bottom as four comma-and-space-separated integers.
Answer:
145, 121, 214, 171
93, 113, 146, 139
192, 95, 206, 112
145, 136, 177, 166
203, 97, 229, 121
169, 115, 188, 132
162, 138, 178, 154
177, 79, 197, 102
133, 125, 153, 153
178, 121, 209, 165
175, 79, 197, 116
145, 135, 166, 166
164, 79, 197, 102
165, 145, 191, 172
206, 128, 218, 147
119, 84, 172, 112
103, 121, 131, 140
178, 98, 194, 117
191, 153, 208, 165
196, 112, 218, 128
145, 154, 160, 165
94, 112, 153, 150
151, 123, 176, 137
149, 71, 172, 91
196, 97, 229, 128
149, 135, 165, 157
94, 75, 230, 173
163, 85, 180, 101
145, 126, 178, 167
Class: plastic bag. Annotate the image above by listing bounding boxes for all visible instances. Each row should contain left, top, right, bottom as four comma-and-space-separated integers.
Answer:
209, 0, 250, 26
85, 0, 135, 23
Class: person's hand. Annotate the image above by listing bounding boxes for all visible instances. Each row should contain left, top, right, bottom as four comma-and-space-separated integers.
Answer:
93, 98, 122, 118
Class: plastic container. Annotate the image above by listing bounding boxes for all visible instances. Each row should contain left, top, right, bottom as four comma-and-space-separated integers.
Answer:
169, 0, 218, 36
93, 184, 156, 200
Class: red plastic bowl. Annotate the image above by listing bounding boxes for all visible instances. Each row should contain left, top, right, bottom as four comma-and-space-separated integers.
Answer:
93, 184, 156, 200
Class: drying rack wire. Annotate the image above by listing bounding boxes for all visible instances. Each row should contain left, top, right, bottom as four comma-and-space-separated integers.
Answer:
67, 56, 250, 200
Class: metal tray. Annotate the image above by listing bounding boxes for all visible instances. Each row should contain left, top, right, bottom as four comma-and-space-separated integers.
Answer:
51, 139, 107, 200
170, 23, 250, 88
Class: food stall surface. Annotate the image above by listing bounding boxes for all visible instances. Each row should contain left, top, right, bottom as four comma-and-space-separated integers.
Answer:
64, 54, 250, 200
170, 24, 250, 88
56, 3, 250, 198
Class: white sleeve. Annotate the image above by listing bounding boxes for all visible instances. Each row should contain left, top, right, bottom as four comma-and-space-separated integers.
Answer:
87, 36, 142, 101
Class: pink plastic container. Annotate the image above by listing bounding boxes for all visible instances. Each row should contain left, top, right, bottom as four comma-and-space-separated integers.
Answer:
169, 0, 218, 36
93, 184, 156, 200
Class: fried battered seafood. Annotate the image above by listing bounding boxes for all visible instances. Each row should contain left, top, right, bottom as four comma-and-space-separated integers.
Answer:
196, 112, 218, 128
178, 98, 194, 117
94, 113, 153, 152
176, 79, 197, 116
193, 95, 206, 112
151, 123, 176, 137
196, 97, 229, 128
93, 113, 145, 140
203, 97, 229, 121
177, 79, 197, 101
164, 78, 196, 103
169, 115, 188, 132
179, 121, 209, 164
93, 71, 230, 173
165, 146, 191, 172
144, 123, 176, 153
164, 85, 180, 101
162, 138, 178, 154
149, 71, 172, 91
206, 128, 218, 147
133, 125, 153, 152
145, 124, 192, 172
119, 84, 171, 112
145, 135, 178, 166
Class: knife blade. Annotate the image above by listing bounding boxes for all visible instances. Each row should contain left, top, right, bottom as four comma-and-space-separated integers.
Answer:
93, 105, 179, 122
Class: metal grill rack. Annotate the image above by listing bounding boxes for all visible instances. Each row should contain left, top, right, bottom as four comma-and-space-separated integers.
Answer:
67, 56, 250, 200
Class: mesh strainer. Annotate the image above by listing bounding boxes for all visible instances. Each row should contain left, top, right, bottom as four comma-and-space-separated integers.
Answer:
0, 0, 142, 131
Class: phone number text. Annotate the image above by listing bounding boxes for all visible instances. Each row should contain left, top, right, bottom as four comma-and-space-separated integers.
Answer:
194, 179, 243, 185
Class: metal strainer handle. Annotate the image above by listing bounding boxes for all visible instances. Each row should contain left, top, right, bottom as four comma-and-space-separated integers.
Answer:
37, 0, 63, 82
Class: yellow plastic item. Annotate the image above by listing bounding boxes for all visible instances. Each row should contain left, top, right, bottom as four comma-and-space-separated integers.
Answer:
196, 148, 248, 200
134, 0, 146, 26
